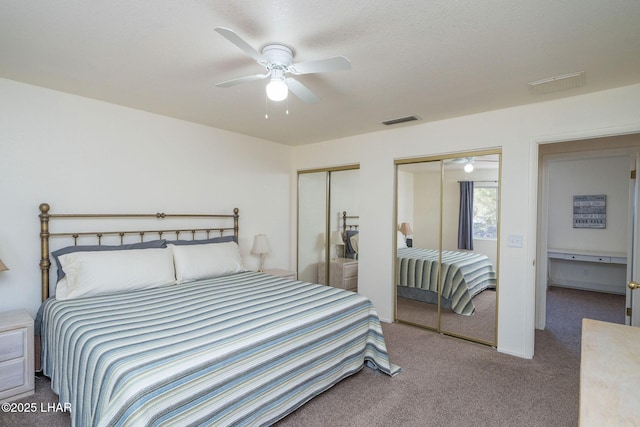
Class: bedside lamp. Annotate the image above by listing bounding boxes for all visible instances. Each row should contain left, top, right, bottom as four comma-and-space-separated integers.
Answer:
0, 258, 8, 272
251, 234, 270, 272
400, 222, 413, 248
399, 222, 413, 237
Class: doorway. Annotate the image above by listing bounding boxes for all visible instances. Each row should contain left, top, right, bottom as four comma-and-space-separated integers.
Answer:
535, 134, 640, 343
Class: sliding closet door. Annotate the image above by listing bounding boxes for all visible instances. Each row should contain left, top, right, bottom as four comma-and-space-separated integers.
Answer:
328, 169, 360, 290
394, 151, 500, 347
298, 166, 360, 288
298, 172, 328, 283
439, 153, 499, 345
395, 160, 442, 331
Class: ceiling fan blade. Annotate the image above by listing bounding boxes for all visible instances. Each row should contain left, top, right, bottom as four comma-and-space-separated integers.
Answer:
215, 27, 265, 62
216, 73, 269, 88
286, 78, 320, 104
289, 56, 351, 75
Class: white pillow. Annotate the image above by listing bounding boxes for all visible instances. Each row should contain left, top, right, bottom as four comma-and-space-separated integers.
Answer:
170, 241, 243, 284
397, 230, 407, 249
350, 234, 359, 255
56, 248, 176, 300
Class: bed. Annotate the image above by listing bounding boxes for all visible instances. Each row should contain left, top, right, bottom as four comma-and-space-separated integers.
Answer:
396, 246, 496, 316
37, 203, 400, 427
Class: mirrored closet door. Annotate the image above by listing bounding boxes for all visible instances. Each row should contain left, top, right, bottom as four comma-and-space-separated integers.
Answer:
395, 151, 500, 346
298, 166, 360, 292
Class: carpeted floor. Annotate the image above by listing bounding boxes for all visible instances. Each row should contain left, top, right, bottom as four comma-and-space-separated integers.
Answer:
397, 289, 497, 343
1, 286, 625, 427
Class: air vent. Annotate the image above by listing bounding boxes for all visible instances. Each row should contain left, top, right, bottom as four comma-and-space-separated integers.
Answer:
528, 71, 585, 94
381, 115, 422, 126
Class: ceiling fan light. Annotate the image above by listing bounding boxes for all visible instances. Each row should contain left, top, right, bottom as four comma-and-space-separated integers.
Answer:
266, 79, 288, 102
464, 162, 474, 173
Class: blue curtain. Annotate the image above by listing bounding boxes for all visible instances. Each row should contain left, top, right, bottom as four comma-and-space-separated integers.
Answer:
458, 181, 474, 250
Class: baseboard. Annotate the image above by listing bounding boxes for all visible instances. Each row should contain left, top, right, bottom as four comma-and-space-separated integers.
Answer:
549, 280, 625, 295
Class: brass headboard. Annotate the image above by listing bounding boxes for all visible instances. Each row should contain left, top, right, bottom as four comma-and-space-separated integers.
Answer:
341, 211, 359, 241
38, 203, 239, 301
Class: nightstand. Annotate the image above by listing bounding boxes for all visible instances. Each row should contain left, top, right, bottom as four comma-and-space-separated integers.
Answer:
317, 258, 358, 291
263, 268, 297, 280
0, 309, 34, 403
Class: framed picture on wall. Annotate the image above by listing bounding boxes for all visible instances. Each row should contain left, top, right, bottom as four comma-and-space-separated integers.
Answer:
573, 195, 606, 229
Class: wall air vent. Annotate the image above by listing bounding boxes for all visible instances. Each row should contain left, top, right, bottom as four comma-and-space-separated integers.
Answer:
381, 115, 422, 126
528, 71, 585, 94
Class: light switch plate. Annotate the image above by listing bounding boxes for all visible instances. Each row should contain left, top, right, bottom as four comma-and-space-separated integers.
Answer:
507, 234, 524, 248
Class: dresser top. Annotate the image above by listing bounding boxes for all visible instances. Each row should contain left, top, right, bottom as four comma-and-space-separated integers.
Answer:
580, 319, 640, 426
0, 309, 33, 329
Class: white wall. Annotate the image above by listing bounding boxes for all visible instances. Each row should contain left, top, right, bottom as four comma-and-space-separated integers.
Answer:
547, 155, 629, 253
292, 83, 640, 358
0, 78, 293, 317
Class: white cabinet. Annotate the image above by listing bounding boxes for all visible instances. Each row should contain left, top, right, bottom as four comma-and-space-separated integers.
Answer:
0, 309, 34, 402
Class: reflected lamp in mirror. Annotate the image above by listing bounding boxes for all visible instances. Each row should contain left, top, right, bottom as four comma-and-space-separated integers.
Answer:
463, 157, 474, 173
0, 258, 8, 272
330, 231, 343, 261
399, 223, 413, 248
251, 234, 270, 272
399, 222, 413, 237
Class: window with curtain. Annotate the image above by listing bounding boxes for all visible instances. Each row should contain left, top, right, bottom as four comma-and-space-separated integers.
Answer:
458, 181, 474, 250
473, 185, 498, 239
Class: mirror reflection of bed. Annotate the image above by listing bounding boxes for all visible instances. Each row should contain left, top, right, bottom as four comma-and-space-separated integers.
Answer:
395, 152, 500, 346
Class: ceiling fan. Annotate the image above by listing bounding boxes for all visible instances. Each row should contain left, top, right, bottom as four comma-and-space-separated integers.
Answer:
445, 156, 499, 173
214, 27, 351, 104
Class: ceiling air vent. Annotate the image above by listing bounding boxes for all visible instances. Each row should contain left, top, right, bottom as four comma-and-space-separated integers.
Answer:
381, 115, 422, 126
528, 71, 585, 94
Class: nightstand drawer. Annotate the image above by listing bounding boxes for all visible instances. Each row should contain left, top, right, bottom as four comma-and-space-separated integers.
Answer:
0, 358, 25, 392
343, 277, 358, 291
0, 329, 25, 362
0, 309, 34, 403
343, 262, 358, 279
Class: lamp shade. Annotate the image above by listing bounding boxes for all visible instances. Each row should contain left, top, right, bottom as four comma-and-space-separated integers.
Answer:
0, 258, 7, 272
330, 231, 343, 245
399, 222, 413, 236
251, 234, 270, 255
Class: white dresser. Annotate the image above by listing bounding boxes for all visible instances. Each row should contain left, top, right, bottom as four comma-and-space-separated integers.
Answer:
0, 309, 34, 403
580, 319, 640, 426
317, 258, 358, 292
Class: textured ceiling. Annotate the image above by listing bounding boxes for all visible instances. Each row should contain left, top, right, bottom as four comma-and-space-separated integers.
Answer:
1, 1, 639, 145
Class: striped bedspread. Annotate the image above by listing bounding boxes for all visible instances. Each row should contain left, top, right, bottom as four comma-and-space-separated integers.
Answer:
41, 271, 400, 427
396, 247, 496, 315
